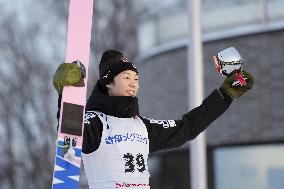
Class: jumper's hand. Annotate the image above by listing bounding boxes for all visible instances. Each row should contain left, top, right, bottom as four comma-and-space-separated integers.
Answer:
220, 70, 254, 100
53, 61, 85, 94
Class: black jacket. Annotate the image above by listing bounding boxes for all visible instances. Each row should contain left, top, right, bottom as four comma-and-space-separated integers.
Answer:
78, 81, 232, 154
57, 81, 231, 154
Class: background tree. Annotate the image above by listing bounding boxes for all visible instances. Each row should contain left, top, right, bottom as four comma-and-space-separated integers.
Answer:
0, 1, 62, 188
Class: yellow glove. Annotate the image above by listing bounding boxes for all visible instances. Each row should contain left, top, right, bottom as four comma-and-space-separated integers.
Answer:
219, 70, 254, 100
53, 61, 85, 94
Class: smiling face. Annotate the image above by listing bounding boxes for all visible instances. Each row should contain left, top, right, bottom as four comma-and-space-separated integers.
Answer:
106, 70, 139, 97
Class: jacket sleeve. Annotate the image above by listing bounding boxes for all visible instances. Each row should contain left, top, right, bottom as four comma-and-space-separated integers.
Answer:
56, 94, 62, 130
82, 111, 103, 154
140, 89, 232, 153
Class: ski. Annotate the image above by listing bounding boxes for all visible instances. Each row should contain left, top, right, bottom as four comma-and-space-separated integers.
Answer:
52, 0, 94, 189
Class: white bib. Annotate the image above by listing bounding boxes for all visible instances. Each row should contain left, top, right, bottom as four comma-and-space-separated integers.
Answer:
82, 112, 150, 189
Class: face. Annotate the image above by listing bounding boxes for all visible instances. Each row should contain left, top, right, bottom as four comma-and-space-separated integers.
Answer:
106, 70, 139, 97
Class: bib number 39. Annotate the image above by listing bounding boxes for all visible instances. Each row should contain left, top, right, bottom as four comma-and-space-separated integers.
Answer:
123, 153, 146, 173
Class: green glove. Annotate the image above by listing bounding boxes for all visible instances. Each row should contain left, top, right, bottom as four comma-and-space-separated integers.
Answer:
53, 61, 84, 94
219, 70, 254, 100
